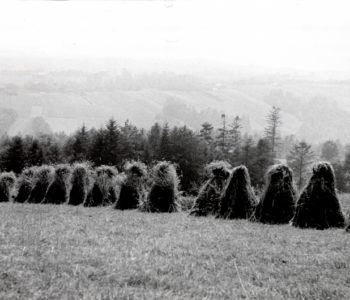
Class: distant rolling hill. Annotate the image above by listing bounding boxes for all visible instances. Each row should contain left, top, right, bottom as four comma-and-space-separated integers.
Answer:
0, 69, 350, 143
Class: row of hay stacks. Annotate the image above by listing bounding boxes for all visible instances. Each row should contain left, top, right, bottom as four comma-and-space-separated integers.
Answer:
1, 161, 180, 213
0, 158, 348, 230
190, 161, 347, 230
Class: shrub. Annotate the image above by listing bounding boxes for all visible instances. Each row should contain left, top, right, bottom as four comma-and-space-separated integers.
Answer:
190, 160, 230, 217
140, 161, 179, 213
27, 165, 54, 204
0, 172, 16, 202
42, 164, 72, 204
115, 161, 147, 210
292, 162, 345, 230
84, 165, 118, 207
254, 164, 297, 224
68, 163, 92, 206
217, 165, 257, 219
14, 168, 35, 203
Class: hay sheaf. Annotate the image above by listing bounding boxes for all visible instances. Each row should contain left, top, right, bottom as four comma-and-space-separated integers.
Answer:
254, 164, 297, 224
190, 161, 230, 217
14, 168, 35, 203
217, 165, 257, 219
140, 161, 180, 213
84, 165, 118, 207
27, 165, 54, 204
292, 162, 345, 230
115, 161, 147, 210
42, 164, 72, 205
0, 172, 16, 202
68, 163, 92, 206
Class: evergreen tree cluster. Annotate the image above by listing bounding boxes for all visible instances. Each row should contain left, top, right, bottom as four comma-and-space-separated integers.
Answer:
1, 108, 350, 194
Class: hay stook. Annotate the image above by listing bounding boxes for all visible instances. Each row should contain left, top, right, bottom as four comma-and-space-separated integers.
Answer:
115, 161, 147, 210
254, 164, 297, 224
0, 172, 16, 202
292, 162, 345, 230
190, 160, 231, 217
42, 164, 72, 204
27, 165, 54, 204
68, 163, 92, 206
14, 168, 35, 203
140, 161, 179, 213
84, 165, 118, 207
217, 165, 257, 219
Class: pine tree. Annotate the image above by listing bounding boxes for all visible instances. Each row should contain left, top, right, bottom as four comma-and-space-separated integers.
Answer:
170, 126, 205, 192
147, 122, 162, 160
72, 124, 89, 162
103, 118, 121, 166
120, 120, 142, 161
27, 139, 44, 166
0, 136, 26, 174
228, 116, 242, 163
159, 123, 171, 160
199, 122, 214, 145
241, 136, 255, 166
264, 106, 281, 159
229, 116, 242, 149
216, 114, 230, 158
251, 138, 273, 187
89, 129, 105, 166
287, 141, 314, 190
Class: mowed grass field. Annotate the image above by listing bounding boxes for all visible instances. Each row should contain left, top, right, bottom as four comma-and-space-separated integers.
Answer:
1, 196, 350, 300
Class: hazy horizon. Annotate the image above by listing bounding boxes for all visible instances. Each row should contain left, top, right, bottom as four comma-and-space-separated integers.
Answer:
1, 0, 350, 76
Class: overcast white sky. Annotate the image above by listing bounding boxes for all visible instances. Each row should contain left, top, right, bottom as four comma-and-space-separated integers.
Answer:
0, 0, 349, 72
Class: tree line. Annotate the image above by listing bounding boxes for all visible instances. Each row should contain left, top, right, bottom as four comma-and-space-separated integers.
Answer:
1, 106, 350, 194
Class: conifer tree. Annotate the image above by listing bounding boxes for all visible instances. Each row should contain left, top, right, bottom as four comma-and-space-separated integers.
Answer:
159, 123, 171, 160
287, 141, 314, 190
0, 136, 26, 174
264, 106, 281, 159
215, 114, 230, 158
147, 122, 162, 160
27, 139, 44, 167
72, 124, 89, 162
199, 122, 214, 145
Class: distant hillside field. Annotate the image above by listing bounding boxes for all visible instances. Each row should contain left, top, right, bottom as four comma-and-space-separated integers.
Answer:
1, 69, 350, 142
1, 202, 349, 299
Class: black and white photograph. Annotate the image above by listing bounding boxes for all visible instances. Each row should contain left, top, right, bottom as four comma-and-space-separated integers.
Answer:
0, 0, 350, 299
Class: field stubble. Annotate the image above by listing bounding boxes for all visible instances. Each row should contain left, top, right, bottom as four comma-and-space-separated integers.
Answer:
0, 194, 350, 299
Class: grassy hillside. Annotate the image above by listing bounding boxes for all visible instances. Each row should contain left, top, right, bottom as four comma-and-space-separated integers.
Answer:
1, 199, 349, 299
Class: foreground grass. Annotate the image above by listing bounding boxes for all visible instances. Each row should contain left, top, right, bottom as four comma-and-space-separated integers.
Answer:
0, 203, 349, 300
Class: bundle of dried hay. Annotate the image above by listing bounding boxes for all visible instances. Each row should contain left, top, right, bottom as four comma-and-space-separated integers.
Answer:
189, 161, 230, 217
14, 168, 35, 203
115, 161, 147, 210
292, 162, 345, 230
140, 161, 179, 213
0, 172, 16, 202
84, 165, 118, 207
27, 165, 54, 204
254, 164, 297, 224
68, 163, 92, 206
42, 164, 72, 204
217, 165, 257, 219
